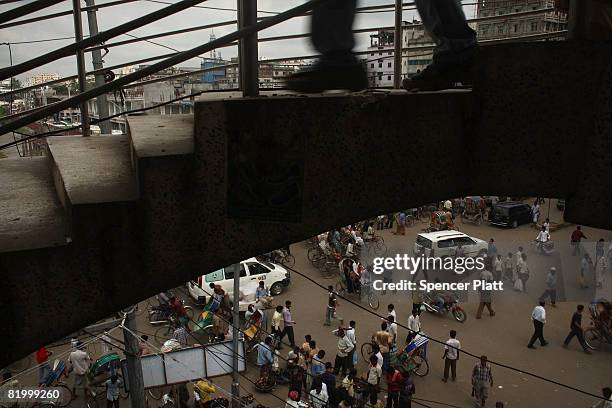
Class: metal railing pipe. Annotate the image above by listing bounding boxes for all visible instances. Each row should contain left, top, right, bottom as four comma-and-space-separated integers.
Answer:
0, 0, 325, 135
0, 0, 140, 30
0, 0, 64, 25
393, 0, 402, 88
72, 0, 90, 137
0, 0, 210, 80
238, 0, 259, 96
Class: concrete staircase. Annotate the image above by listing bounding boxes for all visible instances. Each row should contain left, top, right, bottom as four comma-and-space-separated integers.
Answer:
1, 40, 611, 368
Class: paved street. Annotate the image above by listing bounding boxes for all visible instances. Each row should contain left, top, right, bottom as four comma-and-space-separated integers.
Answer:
5, 200, 612, 408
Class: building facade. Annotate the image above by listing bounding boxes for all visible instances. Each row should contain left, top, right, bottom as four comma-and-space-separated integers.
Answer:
402, 21, 435, 77
476, 0, 567, 40
25, 73, 60, 88
366, 30, 396, 88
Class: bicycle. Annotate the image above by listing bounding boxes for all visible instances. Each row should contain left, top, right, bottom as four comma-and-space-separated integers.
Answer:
365, 233, 387, 257
335, 278, 379, 311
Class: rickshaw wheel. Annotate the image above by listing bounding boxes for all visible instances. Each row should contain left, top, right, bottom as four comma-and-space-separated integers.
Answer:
584, 328, 602, 350
412, 354, 429, 377
361, 342, 374, 361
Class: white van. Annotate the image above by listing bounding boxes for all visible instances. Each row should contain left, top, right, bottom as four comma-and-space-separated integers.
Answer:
187, 258, 291, 311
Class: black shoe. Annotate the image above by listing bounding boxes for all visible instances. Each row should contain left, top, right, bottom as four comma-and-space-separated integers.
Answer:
541, 341, 549, 346
286, 60, 367, 93
527, 344, 536, 349
402, 50, 475, 92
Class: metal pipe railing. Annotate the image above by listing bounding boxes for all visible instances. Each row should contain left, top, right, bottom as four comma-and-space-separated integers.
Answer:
0, 0, 210, 81
72, 0, 90, 137
238, 0, 259, 97
393, 0, 402, 89
0, 0, 141, 30
0, 0, 64, 25
0, 0, 326, 135
1, 4, 553, 94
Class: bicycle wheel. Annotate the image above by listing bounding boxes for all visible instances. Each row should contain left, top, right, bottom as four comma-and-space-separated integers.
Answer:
282, 255, 296, 268
368, 292, 380, 310
154, 325, 174, 346
411, 354, 429, 377
361, 342, 373, 361
584, 328, 602, 351
56, 383, 73, 407
307, 247, 321, 262
148, 388, 164, 401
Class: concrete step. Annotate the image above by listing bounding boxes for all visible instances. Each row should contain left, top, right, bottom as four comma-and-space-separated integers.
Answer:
0, 156, 69, 253
127, 114, 194, 159
46, 135, 139, 206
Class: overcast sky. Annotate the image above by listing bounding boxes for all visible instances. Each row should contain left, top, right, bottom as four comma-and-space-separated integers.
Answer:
0, 0, 477, 82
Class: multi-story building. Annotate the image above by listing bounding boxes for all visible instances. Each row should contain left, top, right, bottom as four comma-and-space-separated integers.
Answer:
218, 58, 306, 90
201, 57, 228, 88
25, 73, 60, 88
476, 0, 567, 40
366, 30, 396, 87
402, 21, 435, 77
366, 22, 435, 87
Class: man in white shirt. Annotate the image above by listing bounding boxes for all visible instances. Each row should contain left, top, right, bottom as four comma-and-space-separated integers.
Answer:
309, 379, 329, 408
334, 328, 355, 377
442, 330, 461, 382
527, 301, 548, 349
68, 342, 92, 398
592, 387, 612, 408
344, 321, 357, 370
408, 309, 421, 336
387, 315, 398, 350
365, 355, 382, 402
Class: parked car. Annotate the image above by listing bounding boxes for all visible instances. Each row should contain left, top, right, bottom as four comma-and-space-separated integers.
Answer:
413, 230, 488, 259
489, 201, 532, 228
187, 258, 290, 311
557, 199, 565, 211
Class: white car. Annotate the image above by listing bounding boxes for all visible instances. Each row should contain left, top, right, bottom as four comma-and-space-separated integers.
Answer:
413, 230, 488, 258
187, 258, 291, 311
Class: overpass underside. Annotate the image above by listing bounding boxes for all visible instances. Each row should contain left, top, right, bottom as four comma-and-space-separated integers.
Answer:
0, 41, 611, 366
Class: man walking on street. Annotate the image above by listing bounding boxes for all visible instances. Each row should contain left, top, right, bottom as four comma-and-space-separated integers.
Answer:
442, 330, 460, 382
528, 301, 548, 349
562, 304, 592, 354
591, 387, 612, 408
472, 355, 494, 408
282, 300, 297, 348
539, 267, 558, 307
580, 253, 593, 289
325, 285, 338, 326
476, 269, 495, 319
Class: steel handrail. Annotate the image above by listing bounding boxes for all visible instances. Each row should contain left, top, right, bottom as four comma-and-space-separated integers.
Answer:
0, 0, 64, 25
0, 0, 210, 81
0, 0, 141, 30
0, 0, 326, 135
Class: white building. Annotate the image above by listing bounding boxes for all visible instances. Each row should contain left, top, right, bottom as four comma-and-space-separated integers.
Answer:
366, 30, 396, 88
402, 21, 435, 77
476, 0, 567, 40
25, 73, 60, 88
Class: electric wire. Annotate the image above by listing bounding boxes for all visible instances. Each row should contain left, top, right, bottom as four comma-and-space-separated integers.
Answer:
281, 261, 607, 401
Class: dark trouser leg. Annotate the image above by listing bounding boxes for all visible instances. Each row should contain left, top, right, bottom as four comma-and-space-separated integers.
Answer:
348, 350, 355, 370
285, 326, 295, 346
450, 359, 457, 380
529, 320, 545, 346
387, 392, 399, 408
576, 330, 589, 350
414, 0, 477, 65
564, 330, 577, 346
311, 0, 357, 66
476, 302, 484, 318
334, 355, 343, 375
443, 358, 450, 379
550, 290, 556, 304
485, 303, 495, 316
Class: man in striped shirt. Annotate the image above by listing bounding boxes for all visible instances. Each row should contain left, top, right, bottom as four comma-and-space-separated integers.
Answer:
472, 355, 493, 407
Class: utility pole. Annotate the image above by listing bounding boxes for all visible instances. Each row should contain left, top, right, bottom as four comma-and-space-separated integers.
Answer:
393, 0, 402, 89
231, 263, 241, 407
123, 311, 146, 408
238, 0, 259, 97
72, 0, 90, 137
84, 0, 111, 135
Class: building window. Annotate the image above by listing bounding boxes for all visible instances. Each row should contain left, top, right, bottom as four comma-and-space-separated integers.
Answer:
388, 51, 392, 55
514, 24, 519, 32
531, 22, 538, 31
379, 52, 383, 56
387, 62, 392, 68
498, 25, 503, 34
370, 63, 374, 68
378, 74, 383, 80
497, 10, 503, 15
515, 8, 520, 13
379, 62, 383, 68
387, 75, 391, 81
370, 53, 374, 56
